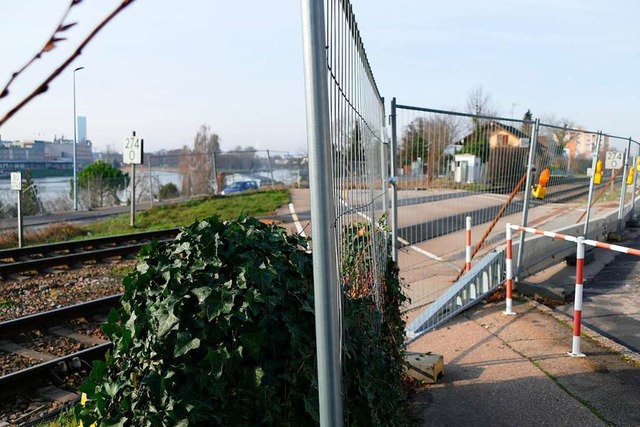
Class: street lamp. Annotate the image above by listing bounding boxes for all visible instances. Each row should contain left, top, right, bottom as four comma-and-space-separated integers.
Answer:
73, 66, 85, 211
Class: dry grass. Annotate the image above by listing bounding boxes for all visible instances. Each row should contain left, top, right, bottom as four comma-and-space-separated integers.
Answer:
0, 222, 87, 249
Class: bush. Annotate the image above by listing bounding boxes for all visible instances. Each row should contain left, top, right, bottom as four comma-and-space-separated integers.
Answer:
159, 182, 179, 199
76, 215, 408, 426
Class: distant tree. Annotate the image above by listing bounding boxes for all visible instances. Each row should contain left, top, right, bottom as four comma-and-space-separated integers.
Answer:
466, 86, 498, 127
399, 117, 430, 165
21, 170, 44, 216
219, 146, 259, 173
179, 125, 220, 196
342, 121, 366, 176
460, 135, 490, 163
159, 182, 179, 200
400, 116, 460, 181
542, 115, 575, 156
521, 109, 533, 137
76, 161, 129, 208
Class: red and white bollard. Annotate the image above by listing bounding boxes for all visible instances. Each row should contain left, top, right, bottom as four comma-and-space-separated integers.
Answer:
569, 236, 586, 357
465, 216, 472, 272
504, 223, 516, 315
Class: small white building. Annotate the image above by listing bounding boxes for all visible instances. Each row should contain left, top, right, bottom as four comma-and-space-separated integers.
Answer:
454, 153, 481, 183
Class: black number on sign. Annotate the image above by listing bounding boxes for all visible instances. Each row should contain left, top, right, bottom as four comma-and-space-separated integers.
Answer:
129, 150, 135, 160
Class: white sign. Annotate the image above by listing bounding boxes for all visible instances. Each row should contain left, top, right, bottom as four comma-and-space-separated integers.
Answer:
10, 172, 21, 191
605, 151, 624, 170
123, 136, 143, 165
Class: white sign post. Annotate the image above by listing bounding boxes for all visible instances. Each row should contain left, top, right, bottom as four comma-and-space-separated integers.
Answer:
123, 132, 144, 227
10, 172, 23, 248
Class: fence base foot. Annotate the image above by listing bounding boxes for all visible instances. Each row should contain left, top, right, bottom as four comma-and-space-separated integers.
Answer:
567, 352, 586, 358
502, 310, 517, 316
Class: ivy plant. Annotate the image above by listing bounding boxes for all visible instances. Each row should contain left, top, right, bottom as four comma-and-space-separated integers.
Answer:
76, 214, 409, 426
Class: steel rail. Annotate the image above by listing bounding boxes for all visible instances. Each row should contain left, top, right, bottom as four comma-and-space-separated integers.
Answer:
0, 343, 111, 398
0, 243, 149, 277
0, 294, 122, 338
0, 228, 179, 261
0, 228, 180, 277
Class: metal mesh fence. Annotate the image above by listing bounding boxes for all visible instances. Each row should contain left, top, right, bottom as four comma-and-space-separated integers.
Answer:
391, 102, 640, 310
392, 104, 534, 309
326, 0, 388, 305
146, 150, 306, 201
301, 0, 390, 420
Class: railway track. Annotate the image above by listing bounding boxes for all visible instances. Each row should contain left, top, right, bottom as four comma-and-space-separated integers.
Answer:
0, 228, 179, 278
0, 295, 122, 424
0, 229, 182, 423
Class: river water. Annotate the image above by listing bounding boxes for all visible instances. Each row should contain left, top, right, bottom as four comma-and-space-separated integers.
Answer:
0, 171, 182, 204
0, 169, 298, 206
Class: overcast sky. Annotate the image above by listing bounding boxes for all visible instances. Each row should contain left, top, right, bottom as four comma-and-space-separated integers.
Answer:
1, 1, 638, 154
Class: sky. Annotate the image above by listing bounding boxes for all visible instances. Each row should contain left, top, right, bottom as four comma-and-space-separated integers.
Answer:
1, 0, 639, 155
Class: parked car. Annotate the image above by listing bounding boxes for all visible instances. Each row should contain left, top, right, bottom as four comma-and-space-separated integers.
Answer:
220, 180, 259, 195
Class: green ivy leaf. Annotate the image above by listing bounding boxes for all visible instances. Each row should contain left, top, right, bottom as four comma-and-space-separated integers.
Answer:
239, 330, 267, 360
155, 306, 180, 337
174, 332, 201, 357
191, 286, 212, 304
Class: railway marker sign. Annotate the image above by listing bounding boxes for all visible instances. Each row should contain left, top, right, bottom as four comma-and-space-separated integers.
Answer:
123, 135, 143, 165
605, 151, 623, 169
10, 172, 21, 191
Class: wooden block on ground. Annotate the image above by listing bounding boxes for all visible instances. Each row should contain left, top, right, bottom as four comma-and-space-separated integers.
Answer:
405, 352, 444, 383
0, 340, 57, 362
37, 385, 78, 403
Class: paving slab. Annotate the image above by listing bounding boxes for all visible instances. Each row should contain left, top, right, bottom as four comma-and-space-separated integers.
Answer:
409, 300, 640, 427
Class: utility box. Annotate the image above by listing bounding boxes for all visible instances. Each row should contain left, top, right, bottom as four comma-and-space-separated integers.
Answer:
454, 154, 481, 183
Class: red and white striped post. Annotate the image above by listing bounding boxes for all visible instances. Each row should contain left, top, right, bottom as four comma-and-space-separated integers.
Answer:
503, 223, 516, 315
465, 216, 472, 272
569, 236, 586, 357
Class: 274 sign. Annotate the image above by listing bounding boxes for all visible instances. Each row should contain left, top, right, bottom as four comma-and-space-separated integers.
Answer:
123, 136, 143, 165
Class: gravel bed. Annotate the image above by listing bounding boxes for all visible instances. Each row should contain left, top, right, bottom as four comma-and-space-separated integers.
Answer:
14, 330, 87, 358
0, 260, 134, 322
0, 351, 40, 376
0, 390, 76, 426
0, 261, 133, 424
61, 318, 108, 341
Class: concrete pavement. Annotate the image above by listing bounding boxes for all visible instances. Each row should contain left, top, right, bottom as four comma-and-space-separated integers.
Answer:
409, 299, 640, 426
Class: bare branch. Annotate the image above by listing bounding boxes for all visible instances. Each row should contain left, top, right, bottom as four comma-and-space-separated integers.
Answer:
0, 0, 137, 127
0, 0, 78, 99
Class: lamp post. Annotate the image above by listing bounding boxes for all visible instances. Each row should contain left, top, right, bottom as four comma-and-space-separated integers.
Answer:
73, 66, 84, 211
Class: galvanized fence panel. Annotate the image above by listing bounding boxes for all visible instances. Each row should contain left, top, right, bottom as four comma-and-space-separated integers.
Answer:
391, 103, 640, 312
326, 0, 388, 304
301, 0, 389, 421
392, 104, 533, 310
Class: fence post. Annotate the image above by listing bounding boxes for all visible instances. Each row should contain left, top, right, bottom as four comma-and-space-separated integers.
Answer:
569, 236, 586, 357
266, 150, 276, 190
503, 224, 516, 315
465, 216, 472, 272
300, 0, 343, 424
380, 97, 388, 216
212, 151, 218, 194
633, 151, 638, 218
515, 118, 539, 279
390, 98, 399, 263
149, 155, 153, 208
617, 143, 631, 232
583, 132, 603, 237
